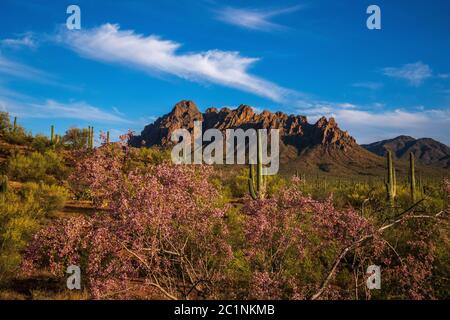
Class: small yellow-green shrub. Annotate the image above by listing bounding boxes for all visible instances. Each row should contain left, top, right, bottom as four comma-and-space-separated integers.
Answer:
0, 183, 68, 282
8, 150, 69, 184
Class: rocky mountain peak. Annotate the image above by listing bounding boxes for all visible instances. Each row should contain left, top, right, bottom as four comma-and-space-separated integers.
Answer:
131, 100, 357, 151
170, 100, 201, 118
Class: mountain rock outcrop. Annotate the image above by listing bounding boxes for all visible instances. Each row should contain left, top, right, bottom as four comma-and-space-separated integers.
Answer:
131, 100, 357, 152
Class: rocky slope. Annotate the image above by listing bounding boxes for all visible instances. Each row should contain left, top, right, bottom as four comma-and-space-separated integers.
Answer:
362, 136, 450, 168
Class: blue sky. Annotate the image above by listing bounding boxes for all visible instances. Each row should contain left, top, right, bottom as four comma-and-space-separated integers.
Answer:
0, 0, 449, 144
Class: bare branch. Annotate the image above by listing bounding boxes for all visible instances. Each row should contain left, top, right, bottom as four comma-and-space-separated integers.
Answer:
311, 208, 445, 300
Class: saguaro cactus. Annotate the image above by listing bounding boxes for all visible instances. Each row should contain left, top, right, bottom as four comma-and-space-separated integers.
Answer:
87, 126, 94, 149
90, 126, 94, 149
13, 117, 17, 132
248, 130, 266, 200
409, 152, 417, 202
50, 125, 55, 144
385, 150, 397, 207
0, 175, 8, 193
0, 175, 8, 202
87, 126, 91, 148
106, 131, 110, 144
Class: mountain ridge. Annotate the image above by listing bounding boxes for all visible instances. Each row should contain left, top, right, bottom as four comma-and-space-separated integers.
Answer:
130, 100, 449, 176
131, 100, 356, 151
362, 135, 450, 168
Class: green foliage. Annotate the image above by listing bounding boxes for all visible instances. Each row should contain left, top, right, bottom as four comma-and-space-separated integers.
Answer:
8, 150, 69, 184
31, 134, 51, 153
127, 147, 171, 170
0, 112, 10, 133
0, 112, 32, 145
0, 182, 68, 282
19, 182, 69, 214
62, 127, 90, 149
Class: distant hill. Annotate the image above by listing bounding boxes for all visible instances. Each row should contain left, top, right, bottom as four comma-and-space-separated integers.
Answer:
362, 136, 450, 169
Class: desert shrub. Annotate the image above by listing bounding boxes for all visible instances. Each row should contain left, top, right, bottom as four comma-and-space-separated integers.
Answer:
4, 127, 32, 146
0, 182, 68, 283
240, 177, 375, 299
0, 113, 32, 146
31, 134, 51, 153
227, 168, 250, 198
7, 150, 69, 184
19, 182, 69, 214
238, 176, 448, 300
62, 128, 90, 149
131, 147, 171, 166
23, 142, 232, 299
0, 112, 10, 133
221, 167, 287, 199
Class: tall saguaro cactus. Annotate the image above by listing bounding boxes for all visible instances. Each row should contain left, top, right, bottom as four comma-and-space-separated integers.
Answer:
87, 126, 94, 149
91, 127, 93, 148
248, 130, 266, 200
13, 117, 17, 132
409, 152, 417, 202
106, 131, 110, 144
0, 175, 8, 202
50, 125, 55, 144
87, 126, 91, 148
385, 150, 397, 208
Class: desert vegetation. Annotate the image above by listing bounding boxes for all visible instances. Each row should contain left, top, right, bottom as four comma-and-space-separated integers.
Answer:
0, 111, 448, 300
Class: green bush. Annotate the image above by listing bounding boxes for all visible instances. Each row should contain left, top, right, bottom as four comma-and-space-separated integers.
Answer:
128, 147, 171, 170
19, 182, 69, 214
62, 127, 91, 149
0, 182, 68, 282
8, 150, 69, 184
31, 135, 51, 153
0, 112, 10, 133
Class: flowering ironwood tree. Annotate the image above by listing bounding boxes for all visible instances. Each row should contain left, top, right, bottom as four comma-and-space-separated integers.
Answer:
242, 176, 448, 300
22, 139, 232, 299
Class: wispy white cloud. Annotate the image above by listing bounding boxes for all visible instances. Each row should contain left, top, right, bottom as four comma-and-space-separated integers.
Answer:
0, 93, 130, 124
352, 82, 383, 90
0, 53, 50, 81
215, 5, 303, 32
382, 61, 432, 86
57, 23, 295, 102
296, 100, 450, 144
1, 32, 37, 49
336, 108, 450, 145
0, 53, 83, 91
